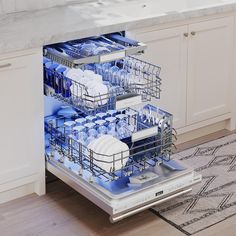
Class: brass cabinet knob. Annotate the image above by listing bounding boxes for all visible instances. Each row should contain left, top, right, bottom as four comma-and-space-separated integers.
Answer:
183, 33, 189, 37
191, 31, 196, 36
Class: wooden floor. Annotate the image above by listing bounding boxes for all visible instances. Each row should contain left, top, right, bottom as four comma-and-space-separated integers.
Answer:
1, 130, 236, 236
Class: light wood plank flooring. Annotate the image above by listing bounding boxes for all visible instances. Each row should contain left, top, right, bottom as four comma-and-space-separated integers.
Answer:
0, 129, 235, 236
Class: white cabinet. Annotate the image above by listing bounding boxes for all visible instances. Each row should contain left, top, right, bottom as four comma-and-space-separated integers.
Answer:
129, 16, 234, 131
0, 50, 45, 199
187, 17, 234, 124
132, 26, 188, 129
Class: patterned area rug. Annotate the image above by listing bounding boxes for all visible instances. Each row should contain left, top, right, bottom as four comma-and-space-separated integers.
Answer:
151, 134, 236, 235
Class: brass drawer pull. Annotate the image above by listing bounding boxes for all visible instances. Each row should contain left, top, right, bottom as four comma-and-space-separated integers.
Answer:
191, 31, 196, 36
183, 33, 189, 37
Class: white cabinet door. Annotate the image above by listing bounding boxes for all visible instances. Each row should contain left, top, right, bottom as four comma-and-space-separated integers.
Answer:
132, 26, 188, 129
187, 17, 234, 125
0, 52, 44, 186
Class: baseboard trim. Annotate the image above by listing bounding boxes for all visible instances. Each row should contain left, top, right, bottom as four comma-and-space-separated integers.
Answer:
177, 113, 231, 135
176, 120, 228, 145
0, 183, 35, 204
0, 173, 45, 204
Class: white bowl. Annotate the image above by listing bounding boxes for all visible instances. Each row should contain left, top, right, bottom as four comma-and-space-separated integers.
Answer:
66, 68, 84, 81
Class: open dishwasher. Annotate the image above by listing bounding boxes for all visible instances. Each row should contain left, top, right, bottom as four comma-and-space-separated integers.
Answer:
43, 33, 201, 222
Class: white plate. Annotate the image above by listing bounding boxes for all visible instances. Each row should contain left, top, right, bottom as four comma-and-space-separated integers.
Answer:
94, 135, 115, 156
87, 137, 100, 152
98, 138, 129, 172
95, 84, 109, 105
101, 141, 120, 172
106, 140, 129, 169
91, 135, 116, 171
88, 135, 111, 155
98, 136, 116, 156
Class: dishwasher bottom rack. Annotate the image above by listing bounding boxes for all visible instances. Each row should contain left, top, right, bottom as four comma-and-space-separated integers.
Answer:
46, 155, 202, 222
45, 105, 174, 182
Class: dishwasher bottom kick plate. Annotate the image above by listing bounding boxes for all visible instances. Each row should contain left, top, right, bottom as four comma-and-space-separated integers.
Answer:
46, 158, 201, 223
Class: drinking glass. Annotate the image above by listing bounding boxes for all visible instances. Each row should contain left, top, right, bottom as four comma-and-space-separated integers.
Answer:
84, 122, 98, 137
125, 109, 138, 132
75, 117, 87, 126
73, 126, 87, 145
83, 122, 96, 145
105, 116, 117, 138
106, 109, 117, 117
116, 69, 127, 87
101, 63, 112, 81
85, 115, 97, 123
96, 112, 108, 120
108, 65, 120, 85
64, 121, 76, 135
116, 114, 131, 139
95, 120, 108, 137
94, 63, 103, 75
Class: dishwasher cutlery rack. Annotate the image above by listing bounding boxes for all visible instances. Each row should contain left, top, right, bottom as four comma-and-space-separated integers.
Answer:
45, 111, 174, 182
43, 34, 147, 68
44, 56, 161, 115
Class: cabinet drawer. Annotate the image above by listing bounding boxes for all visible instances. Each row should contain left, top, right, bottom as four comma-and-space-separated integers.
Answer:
0, 53, 38, 71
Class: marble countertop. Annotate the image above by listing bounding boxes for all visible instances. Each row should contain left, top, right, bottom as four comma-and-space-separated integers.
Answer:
1, 0, 236, 54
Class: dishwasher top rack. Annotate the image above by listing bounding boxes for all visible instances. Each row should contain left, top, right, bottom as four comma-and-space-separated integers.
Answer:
43, 34, 147, 68
45, 106, 173, 182
44, 56, 162, 115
